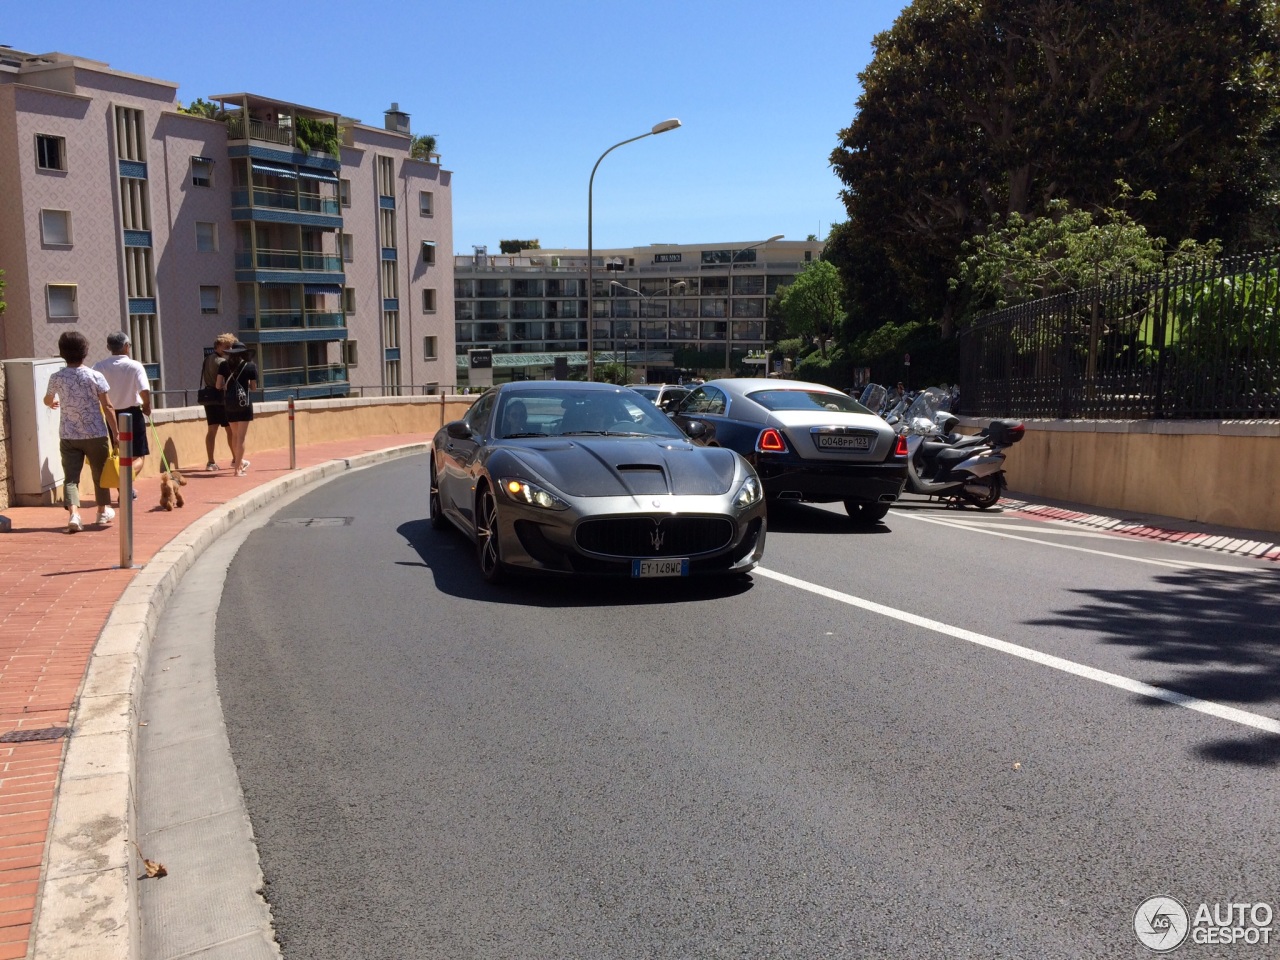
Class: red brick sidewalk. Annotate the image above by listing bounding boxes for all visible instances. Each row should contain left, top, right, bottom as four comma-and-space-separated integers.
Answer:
0, 435, 427, 959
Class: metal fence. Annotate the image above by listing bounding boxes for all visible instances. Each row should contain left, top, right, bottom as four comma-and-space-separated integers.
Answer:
153, 384, 461, 408
957, 249, 1280, 419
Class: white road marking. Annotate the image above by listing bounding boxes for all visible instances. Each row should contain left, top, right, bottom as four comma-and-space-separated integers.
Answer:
897, 511, 1270, 574
754, 566, 1280, 736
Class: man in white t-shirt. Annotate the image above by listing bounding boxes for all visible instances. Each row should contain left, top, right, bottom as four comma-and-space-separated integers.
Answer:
94, 331, 151, 490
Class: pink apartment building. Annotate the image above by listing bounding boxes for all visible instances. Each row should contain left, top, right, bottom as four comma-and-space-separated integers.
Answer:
0, 47, 456, 401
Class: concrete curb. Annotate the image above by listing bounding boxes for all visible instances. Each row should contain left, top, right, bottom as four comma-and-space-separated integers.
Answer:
29, 443, 429, 960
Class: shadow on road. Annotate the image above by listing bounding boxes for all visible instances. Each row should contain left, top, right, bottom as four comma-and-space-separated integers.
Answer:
1026, 567, 1280, 767
396, 518, 755, 607
764, 500, 897, 535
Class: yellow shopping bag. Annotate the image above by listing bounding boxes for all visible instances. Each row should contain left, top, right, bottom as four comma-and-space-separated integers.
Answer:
100, 444, 121, 489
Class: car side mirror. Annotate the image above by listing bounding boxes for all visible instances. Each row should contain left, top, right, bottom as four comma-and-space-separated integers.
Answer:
445, 420, 472, 440
682, 420, 707, 439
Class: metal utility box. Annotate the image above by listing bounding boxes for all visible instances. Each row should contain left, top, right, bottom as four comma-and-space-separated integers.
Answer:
4, 358, 66, 505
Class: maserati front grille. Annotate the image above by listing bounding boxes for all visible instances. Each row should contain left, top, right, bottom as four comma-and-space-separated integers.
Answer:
574, 516, 734, 558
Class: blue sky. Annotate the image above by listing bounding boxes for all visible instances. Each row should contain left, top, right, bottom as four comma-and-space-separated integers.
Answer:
6, 0, 908, 254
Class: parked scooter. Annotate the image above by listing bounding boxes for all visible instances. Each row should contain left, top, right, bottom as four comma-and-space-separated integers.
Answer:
893, 387, 1024, 509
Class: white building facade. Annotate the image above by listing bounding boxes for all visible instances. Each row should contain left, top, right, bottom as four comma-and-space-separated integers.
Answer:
453, 240, 823, 385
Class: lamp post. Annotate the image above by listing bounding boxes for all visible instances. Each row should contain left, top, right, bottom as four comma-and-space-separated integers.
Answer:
610, 280, 685, 383
587, 119, 682, 381
725, 234, 784, 376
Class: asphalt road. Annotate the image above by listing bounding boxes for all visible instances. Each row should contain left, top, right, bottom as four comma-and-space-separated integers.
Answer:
213, 455, 1280, 959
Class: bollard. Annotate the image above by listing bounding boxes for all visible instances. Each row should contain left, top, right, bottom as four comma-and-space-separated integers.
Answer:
288, 396, 297, 470
116, 412, 135, 569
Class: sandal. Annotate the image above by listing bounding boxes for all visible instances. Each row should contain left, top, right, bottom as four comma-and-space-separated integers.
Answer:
237, 459, 251, 476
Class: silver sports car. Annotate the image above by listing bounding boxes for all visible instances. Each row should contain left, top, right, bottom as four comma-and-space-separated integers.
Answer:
669, 378, 908, 524
430, 382, 767, 583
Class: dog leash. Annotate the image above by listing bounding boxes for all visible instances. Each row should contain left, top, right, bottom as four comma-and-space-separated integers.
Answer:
147, 415, 178, 476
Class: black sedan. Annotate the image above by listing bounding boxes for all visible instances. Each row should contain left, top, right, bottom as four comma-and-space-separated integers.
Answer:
430, 382, 768, 583
670, 378, 908, 523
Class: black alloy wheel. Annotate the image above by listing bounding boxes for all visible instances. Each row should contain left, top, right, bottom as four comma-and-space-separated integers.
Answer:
429, 458, 446, 530
844, 500, 891, 524
476, 486, 505, 583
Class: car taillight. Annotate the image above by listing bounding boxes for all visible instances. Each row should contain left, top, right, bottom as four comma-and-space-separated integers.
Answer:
893, 434, 909, 457
757, 428, 787, 453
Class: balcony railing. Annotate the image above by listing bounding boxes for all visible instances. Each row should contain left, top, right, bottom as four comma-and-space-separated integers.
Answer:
226, 116, 295, 148
232, 187, 340, 216
235, 249, 343, 272
240, 309, 346, 330
262, 364, 348, 388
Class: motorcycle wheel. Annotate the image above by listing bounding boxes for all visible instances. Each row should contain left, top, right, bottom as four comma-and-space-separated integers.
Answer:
845, 501, 890, 524
963, 477, 1001, 510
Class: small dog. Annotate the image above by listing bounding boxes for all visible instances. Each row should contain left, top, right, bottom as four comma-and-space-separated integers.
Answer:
159, 468, 187, 511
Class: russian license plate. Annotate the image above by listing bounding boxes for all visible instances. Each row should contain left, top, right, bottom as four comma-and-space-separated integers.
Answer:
817, 434, 870, 449
632, 558, 689, 578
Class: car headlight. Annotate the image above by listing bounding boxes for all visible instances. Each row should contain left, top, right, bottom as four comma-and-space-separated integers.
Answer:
733, 475, 763, 509
499, 477, 569, 510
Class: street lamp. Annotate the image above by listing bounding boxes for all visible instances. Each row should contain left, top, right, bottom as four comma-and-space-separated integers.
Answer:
587, 118, 682, 381
610, 280, 686, 382
725, 234, 784, 376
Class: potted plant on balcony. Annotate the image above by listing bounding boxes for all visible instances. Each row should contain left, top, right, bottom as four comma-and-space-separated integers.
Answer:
295, 116, 341, 158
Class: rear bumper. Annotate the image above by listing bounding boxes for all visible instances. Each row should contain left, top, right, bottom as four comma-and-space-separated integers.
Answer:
754, 458, 907, 504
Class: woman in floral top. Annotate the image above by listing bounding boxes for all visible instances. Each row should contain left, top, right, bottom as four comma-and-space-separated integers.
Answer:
43, 331, 119, 532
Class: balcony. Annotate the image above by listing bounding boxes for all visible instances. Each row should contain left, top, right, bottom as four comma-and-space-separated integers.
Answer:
226, 116, 295, 148
261, 364, 348, 389
232, 186, 340, 216
235, 248, 343, 272
240, 309, 346, 331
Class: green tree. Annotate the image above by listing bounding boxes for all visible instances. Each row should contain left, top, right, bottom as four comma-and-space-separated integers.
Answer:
777, 260, 846, 359
499, 240, 540, 254
178, 98, 222, 119
830, 0, 1280, 336
0, 269, 6, 314
410, 134, 438, 160
954, 186, 1221, 315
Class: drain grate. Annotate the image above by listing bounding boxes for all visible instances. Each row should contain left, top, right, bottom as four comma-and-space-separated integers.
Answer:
0, 726, 69, 743
272, 517, 353, 527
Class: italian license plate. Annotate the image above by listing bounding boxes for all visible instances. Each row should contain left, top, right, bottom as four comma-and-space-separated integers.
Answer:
817, 434, 870, 449
632, 558, 689, 578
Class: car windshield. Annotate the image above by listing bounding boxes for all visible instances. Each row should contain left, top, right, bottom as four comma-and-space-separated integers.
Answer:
747, 389, 874, 415
495, 389, 687, 439
629, 386, 659, 402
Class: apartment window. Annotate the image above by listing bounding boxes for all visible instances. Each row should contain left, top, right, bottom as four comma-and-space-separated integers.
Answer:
120, 178, 151, 230
380, 260, 398, 299
339, 178, 351, 207
422, 288, 436, 313
383, 310, 400, 349
343, 339, 358, 367
419, 191, 433, 217
191, 157, 213, 187
114, 107, 145, 162
196, 221, 218, 252
377, 156, 395, 197
200, 285, 221, 314
47, 284, 78, 318
343, 287, 356, 314
423, 335, 437, 360
40, 210, 72, 246
421, 240, 436, 265
36, 134, 66, 171
340, 232, 353, 262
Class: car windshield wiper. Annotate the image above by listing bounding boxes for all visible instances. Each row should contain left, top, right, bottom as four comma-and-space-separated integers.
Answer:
601, 430, 651, 437
561, 430, 607, 436
501, 432, 544, 439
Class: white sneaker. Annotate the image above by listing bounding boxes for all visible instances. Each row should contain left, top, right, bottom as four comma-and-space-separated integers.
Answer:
68, 513, 82, 533
96, 506, 116, 526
